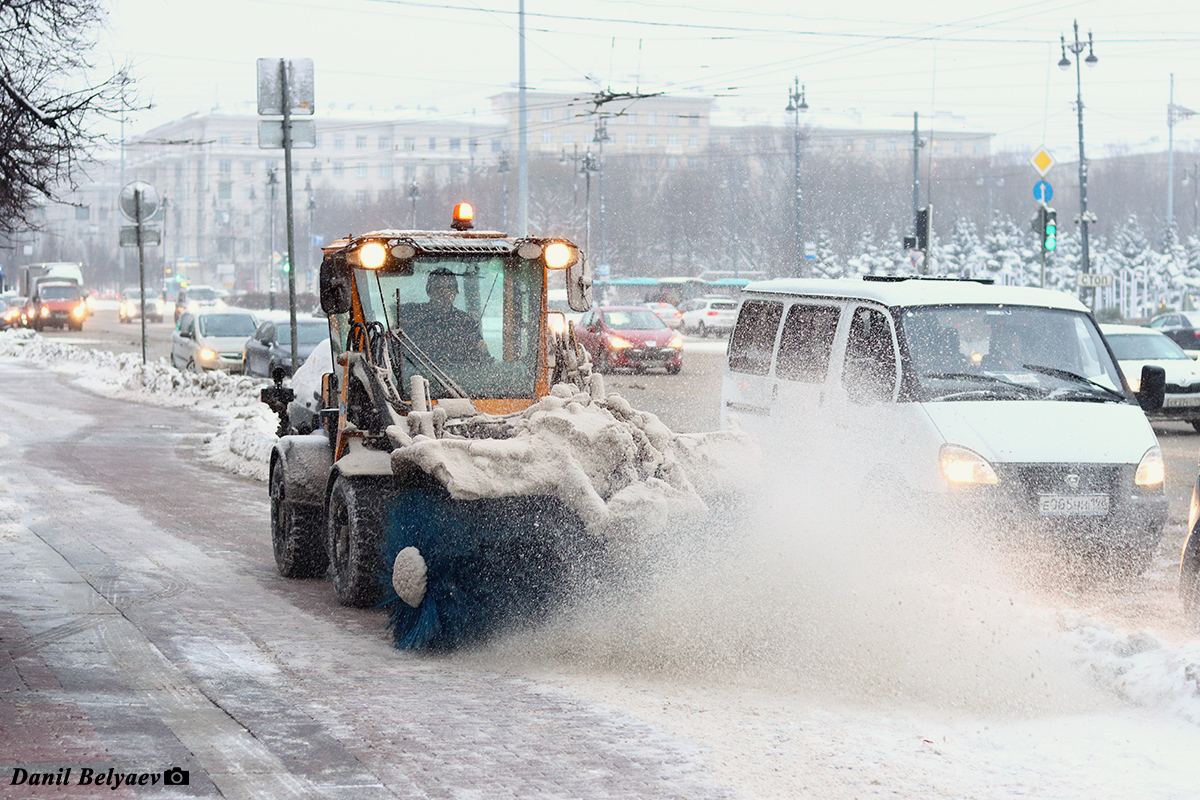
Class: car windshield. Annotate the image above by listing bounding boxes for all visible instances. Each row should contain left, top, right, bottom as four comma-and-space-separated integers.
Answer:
40, 285, 79, 301
606, 309, 666, 329
188, 287, 219, 301
354, 255, 543, 400
279, 322, 330, 346
900, 305, 1124, 402
1106, 333, 1191, 361
199, 314, 257, 338
709, 301, 737, 311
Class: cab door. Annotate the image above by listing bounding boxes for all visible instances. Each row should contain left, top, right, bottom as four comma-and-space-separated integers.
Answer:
721, 298, 785, 439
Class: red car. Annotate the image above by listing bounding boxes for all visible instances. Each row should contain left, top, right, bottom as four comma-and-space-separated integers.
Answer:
576, 305, 683, 374
26, 281, 87, 331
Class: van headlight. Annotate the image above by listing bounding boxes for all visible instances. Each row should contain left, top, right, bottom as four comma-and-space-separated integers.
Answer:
1134, 446, 1165, 487
940, 444, 998, 485
199, 347, 217, 362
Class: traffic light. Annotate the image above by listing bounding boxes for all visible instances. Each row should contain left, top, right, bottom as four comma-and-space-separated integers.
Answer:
280, 257, 290, 274
1042, 207, 1058, 252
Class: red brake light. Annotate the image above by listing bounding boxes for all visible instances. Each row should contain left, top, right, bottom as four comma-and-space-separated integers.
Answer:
707, 310, 718, 316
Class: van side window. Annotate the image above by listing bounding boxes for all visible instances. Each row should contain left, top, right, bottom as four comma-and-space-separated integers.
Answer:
842, 307, 897, 404
727, 300, 783, 375
777, 304, 840, 383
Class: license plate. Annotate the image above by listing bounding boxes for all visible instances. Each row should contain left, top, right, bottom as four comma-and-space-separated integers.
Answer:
1163, 395, 1199, 408
1038, 494, 1109, 516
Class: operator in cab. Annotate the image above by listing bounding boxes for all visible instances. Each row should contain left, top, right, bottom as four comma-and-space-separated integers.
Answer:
397, 268, 492, 364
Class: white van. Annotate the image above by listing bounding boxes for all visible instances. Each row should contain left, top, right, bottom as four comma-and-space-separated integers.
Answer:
720, 276, 1168, 575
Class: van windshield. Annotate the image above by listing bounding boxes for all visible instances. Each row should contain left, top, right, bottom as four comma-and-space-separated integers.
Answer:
900, 305, 1125, 402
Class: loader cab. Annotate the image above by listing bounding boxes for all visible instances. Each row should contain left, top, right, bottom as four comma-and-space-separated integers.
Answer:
319, 208, 591, 418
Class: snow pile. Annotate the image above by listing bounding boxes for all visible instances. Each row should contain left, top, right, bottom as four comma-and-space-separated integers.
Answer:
391, 382, 760, 546
0, 328, 277, 479
1061, 612, 1200, 724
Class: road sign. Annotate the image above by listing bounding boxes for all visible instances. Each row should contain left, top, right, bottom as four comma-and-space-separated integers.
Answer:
1033, 180, 1053, 203
597, 263, 611, 279
1076, 273, 1114, 288
119, 225, 160, 247
1030, 147, 1056, 177
804, 242, 816, 260
118, 181, 159, 222
256, 58, 315, 116
257, 119, 317, 149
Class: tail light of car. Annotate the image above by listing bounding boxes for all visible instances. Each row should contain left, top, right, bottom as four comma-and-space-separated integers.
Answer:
707, 310, 718, 316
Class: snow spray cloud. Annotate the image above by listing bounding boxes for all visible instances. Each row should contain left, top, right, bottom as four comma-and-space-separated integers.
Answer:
485, 410, 1100, 717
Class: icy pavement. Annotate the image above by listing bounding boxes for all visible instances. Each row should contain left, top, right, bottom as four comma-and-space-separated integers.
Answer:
5, 326, 1200, 797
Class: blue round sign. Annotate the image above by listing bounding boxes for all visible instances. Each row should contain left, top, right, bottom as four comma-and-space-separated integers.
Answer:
1033, 180, 1053, 203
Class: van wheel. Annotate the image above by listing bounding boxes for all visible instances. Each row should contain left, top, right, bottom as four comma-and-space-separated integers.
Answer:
327, 475, 386, 607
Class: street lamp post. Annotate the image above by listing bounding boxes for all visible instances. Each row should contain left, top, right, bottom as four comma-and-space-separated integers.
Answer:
1182, 164, 1200, 232
580, 150, 597, 256
1059, 20, 1098, 302
407, 181, 420, 229
496, 154, 511, 232
786, 77, 808, 277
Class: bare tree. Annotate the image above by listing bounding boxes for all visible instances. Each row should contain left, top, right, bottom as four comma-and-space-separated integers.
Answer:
0, 0, 137, 234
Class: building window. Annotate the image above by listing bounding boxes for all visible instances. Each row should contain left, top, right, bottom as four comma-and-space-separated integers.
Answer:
647, 134, 657, 146
333, 162, 344, 177
450, 138, 461, 150
954, 140, 963, 154
667, 157, 678, 169
688, 135, 698, 148
356, 136, 367, 149
356, 162, 368, 177
646, 155, 658, 169
75, 205, 89, 220
564, 109, 573, 121
243, 133, 253, 145
689, 115, 700, 126
378, 163, 392, 178
973, 141, 982, 155
844, 139, 853, 152
731, 137, 742, 150
626, 133, 636, 146
866, 139, 876, 152
218, 133, 231, 146
241, 161, 252, 175
244, 188, 254, 200
314, 134, 323, 148
218, 181, 232, 200
646, 112, 657, 125
563, 132, 574, 145
333, 135, 345, 150
428, 137, 437, 151
469, 140, 479, 152
405, 166, 416, 180
667, 113, 678, 126
378, 136, 390, 150
491, 139, 502, 152
525, 131, 532, 144
404, 137, 416, 151
627, 112, 637, 124
668, 134, 678, 147
687, 156, 700, 168
541, 131, 553, 144
311, 160, 322, 174
542, 108, 553, 122
887, 139, 897, 152
355, 189, 368, 203
218, 159, 232, 174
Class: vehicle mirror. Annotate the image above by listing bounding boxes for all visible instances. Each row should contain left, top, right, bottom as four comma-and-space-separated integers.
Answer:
1136, 365, 1166, 413
320, 255, 352, 315
566, 251, 592, 312
180, 329, 193, 339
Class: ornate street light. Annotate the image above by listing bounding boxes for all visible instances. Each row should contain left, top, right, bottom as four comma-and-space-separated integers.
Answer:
1059, 20, 1098, 296
786, 77, 808, 277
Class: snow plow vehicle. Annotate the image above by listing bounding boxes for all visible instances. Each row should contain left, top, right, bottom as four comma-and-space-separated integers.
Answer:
264, 205, 756, 650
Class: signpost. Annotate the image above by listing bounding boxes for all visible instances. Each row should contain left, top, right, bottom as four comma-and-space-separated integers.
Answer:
257, 58, 314, 373
1077, 273, 1114, 288
119, 180, 161, 365
1029, 146, 1056, 177
1033, 180, 1053, 203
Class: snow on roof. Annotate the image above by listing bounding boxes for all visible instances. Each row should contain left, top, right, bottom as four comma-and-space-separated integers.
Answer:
743, 277, 1088, 312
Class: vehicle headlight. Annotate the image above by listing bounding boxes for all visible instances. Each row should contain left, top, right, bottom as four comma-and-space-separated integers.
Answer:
74, 304, 86, 318
199, 347, 217, 361
940, 444, 998, 485
668, 335, 684, 349
547, 313, 566, 335
40, 306, 49, 317
1135, 446, 1166, 487
1126, 375, 1141, 393
608, 335, 633, 350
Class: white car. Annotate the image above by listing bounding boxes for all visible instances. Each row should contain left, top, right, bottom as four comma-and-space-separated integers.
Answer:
644, 301, 683, 329
172, 309, 259, 372
678, 296, 738, 337
1102, 323, 1200, 432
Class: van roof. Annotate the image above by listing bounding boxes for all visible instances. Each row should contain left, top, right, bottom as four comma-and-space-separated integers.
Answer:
741, 277, 1088, 312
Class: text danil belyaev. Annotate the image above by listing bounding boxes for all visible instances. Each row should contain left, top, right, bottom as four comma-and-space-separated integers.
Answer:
10, 766, 191, 788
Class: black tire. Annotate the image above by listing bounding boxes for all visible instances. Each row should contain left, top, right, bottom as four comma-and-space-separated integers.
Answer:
186, 358, 199, 373
271, 465, 328, 578
666, 363, 682, 375
327, 474, 386, 607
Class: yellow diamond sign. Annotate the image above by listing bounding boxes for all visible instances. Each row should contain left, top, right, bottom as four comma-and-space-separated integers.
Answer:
1030, 147, 1056, 176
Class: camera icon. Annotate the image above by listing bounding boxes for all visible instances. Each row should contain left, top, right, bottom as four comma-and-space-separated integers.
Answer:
163, 767, 190, 786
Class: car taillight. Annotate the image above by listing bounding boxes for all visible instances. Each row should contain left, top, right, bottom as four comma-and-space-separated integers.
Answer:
707, 310, 718, 316
1192, 330, 1200, 337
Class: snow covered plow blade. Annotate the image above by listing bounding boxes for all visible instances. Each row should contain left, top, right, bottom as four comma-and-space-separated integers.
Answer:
265, 209, 757, 650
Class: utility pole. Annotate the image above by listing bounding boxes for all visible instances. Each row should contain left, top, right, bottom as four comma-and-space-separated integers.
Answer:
517, 0, 528, 237
912, 112, 923, 242
787, 78, 808, 277
267, 167, 278, 310
1059, 20, 1097, 301
1168, 76, 1197, 229
278, 58, 300, 373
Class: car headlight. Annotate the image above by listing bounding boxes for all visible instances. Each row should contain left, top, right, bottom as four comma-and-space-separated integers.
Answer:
41, 306, 49, 317
608, 335, 633, 350
199, 347, 217, 361
1126, 375, 1141, 393
1135, 446, 1166, 487
668, 335, 684, 349
940, 444, 998, 485
74, 304, 86, 318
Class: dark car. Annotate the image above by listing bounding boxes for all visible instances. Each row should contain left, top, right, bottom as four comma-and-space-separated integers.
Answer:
243, 318, 329, 378
1146, 311, 1200, 352
575, 305, 683, 374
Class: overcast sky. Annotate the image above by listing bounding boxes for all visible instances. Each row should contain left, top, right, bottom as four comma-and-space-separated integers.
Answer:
102, 0, 1200, 160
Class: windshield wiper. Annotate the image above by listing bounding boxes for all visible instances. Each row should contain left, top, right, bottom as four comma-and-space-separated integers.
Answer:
921, 372, 1044, 397
388, 328, 469, 399
1020, 364, 1126, 402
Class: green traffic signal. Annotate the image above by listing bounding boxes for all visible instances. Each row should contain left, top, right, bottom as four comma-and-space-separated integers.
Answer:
1043, 208, 1057, 252
281, 259, 290, 273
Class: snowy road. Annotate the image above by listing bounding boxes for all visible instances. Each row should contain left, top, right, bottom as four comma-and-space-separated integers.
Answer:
4, 341, 1200, 798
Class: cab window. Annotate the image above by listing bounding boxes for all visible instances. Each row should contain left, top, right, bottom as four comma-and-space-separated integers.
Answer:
777, 303, 840, 383
728, 300, 783, 376
842, 306, 897, 404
